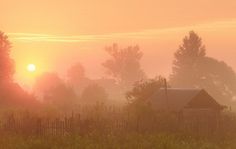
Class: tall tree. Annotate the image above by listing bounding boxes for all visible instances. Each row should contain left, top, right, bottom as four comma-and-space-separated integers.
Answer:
0, 31, 14, 84
170, 31, 206, 86
0, 31, 37, 108
67, 62, 91, 95
67, 62, 86, 83
103, 44, 146, 88
170, 31, 236, 105
67, 63, 91, 89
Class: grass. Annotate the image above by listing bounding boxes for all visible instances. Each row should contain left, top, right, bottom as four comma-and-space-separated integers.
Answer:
1, 108, 236, 149
0, 133, 235, 149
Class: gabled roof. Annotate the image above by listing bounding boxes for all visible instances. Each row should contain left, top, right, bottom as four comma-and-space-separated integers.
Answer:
148, 88, 221, 112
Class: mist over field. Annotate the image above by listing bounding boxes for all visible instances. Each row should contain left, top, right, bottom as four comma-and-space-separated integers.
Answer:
1, 0, 236, 148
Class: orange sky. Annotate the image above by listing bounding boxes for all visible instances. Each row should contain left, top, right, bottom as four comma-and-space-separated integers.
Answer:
1, 0, 236, 88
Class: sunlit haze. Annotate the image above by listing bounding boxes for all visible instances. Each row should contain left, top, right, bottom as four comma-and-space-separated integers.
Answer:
1, 0, 236, 88
1, 0, 236, 147
27, 64, 36, 72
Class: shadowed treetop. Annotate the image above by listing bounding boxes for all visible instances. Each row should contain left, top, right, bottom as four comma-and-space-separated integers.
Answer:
172, 31, 206, 79
103, 44, 146, 88
170, 31, 236, 105
0, 31, 14, 84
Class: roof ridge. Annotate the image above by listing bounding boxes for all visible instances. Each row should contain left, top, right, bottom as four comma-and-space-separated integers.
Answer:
159, 87, 202, 90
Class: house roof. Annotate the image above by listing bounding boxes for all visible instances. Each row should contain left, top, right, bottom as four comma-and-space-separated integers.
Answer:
148, 88, 221, 112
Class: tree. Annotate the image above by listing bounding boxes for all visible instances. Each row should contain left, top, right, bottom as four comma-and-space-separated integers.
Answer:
170, 31, 236, 105
67, 62, 91, 95
81, 84, 108, 104
34, 72, 77, 110
102, 44, 146, 88
0, 31, 14, 84
44, 83, 77, 110
170, 31, 206, 87
194, 57, 236, 104
0, 31, 36, 108
34, 72, 63, 95
125, 77, 167, 124
67, 62, 86, 83
0, 82, 37, 108
126, 77, 167, 104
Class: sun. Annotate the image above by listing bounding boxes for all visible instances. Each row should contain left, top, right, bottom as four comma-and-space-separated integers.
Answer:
27, 64, 36, 72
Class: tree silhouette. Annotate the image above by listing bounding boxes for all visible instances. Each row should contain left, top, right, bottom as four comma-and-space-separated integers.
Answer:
126, 77, 166, 104
34, 72, 77, 109
34, 72, 63, 95
194, 57, 236, 104
170, 31, 206, 87
126, 77, 167, 122
67, 62, 91, 95
103, 44, 146, 88
45, 83, 77, 110
0, 83, 37, 108
0, 31, 37, 107
67, 62, 86, 82
0, 31, 14, 84
170, 31, 236, 105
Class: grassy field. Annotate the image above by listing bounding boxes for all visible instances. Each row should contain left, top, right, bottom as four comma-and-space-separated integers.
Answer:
0, 107, 236, 149
0, 133, 234, 149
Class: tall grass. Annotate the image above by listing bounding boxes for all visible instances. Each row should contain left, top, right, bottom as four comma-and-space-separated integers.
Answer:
0, 105, 236, 149
0, 133, 234, 149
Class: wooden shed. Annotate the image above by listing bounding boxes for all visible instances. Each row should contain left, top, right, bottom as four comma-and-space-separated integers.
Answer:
148, 88, 224, 134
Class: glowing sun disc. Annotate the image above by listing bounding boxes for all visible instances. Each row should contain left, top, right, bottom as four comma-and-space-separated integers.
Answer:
27, 64, 36, 72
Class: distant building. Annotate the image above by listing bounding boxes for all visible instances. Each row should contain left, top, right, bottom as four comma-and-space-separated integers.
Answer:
148, 88, 225, 134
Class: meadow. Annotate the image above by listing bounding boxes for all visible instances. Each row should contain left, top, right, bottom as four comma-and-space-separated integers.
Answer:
0, 105, 236, 149
1, 133, 234, 149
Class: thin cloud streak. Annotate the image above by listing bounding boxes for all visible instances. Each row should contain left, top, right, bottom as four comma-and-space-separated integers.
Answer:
8, 19, 236, 43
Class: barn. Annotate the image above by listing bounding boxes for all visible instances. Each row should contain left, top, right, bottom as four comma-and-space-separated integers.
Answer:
148, 88, 225, 134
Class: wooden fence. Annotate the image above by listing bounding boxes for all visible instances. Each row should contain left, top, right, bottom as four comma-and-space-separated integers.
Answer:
0, 109, 235, 137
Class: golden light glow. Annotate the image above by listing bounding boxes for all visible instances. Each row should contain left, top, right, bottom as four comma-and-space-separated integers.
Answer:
3, 0, 236, 87
27, 64, 36, 72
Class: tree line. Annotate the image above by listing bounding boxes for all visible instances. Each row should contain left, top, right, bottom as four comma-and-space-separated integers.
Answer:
0, 30, 236, 111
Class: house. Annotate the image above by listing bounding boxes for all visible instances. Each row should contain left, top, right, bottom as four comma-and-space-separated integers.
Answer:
148, 88, 223, 112
148, 88, 224, 133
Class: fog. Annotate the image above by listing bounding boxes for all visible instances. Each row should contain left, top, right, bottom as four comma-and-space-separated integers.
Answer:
10, 23, 236, 89
1, 0, 236, 148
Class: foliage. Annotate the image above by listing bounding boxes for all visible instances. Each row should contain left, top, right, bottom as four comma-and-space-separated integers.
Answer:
0, 31, 37, 108
0, 83, 37, 108
34, 72, 77, 110
126, 77, 167, 104
170, 31, 206, 87
103, 44, 146, 88
67, 62, 91, 95
34, 72, 63, 94
170, 31, 236, 105
125, 77, 167, 122
44, 84, 77, 110
67, 62, 86, 81
0, 31, 15, 84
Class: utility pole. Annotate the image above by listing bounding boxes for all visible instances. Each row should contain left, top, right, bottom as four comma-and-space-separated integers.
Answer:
164, 78, 169, 112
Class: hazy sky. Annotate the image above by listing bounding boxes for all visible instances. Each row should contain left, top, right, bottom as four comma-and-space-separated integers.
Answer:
1, 0, 236, 87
